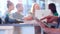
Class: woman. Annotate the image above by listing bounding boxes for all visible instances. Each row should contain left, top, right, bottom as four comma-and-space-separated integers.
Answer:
24, 3, 41, 34
24, 3, 40, 21
40, 3, 58, 23
38, 3, 60, 34
4, 0, 14, 24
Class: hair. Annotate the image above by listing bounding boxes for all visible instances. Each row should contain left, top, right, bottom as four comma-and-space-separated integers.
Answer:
16, 3, 23, 9
30, 3, 40, 14
7, 1, 13, 8
30, 3, 35, 13
48, 3, 57, 14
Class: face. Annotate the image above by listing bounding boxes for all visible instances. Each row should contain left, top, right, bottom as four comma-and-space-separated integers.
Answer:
17, 4, 23, 12
9, 3, 14, 10
34, 4, 40, 10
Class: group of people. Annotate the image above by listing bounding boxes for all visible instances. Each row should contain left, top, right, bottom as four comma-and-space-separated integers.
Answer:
23, 1, 60, 34
30, 2, 60, 34
0, 0, 60, 34
0, 1, 24, 24
37, 3, 60, 34
33, 2, 60, 34
0, 1, 41, 24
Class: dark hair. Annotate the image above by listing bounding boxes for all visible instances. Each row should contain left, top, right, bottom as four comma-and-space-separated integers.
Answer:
7, 1, 13, 8
49, 3, 57, 14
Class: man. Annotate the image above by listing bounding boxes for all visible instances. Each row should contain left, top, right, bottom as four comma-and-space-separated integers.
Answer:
13, 3, 24, 34
12, 3, 24, 23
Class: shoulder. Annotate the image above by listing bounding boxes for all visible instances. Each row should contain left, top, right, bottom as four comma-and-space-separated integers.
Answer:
12, 12, 17, 15
12, 12, 17, 17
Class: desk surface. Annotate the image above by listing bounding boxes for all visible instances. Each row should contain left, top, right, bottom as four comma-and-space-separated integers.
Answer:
0, 23, 39, 26
0, 23, 35, 34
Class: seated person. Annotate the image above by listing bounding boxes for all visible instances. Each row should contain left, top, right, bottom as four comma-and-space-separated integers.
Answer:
40, 3, 58, 23
4, 1, 15, 24
12, 3, 24, 23
40, 3, 58, 28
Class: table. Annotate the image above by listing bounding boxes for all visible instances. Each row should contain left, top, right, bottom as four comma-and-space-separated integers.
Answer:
0, 23, 38, 34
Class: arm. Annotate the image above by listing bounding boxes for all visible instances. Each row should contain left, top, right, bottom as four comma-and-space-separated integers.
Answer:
40, 15, 52, 21
40, 17, 47, 20
47, 16, 58, 22
38, 21, 60, 33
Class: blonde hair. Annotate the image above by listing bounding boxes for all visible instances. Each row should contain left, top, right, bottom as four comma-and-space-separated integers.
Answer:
30, 3, 40, 14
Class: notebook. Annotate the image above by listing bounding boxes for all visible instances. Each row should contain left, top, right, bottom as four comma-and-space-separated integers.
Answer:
35, 10, 52, 20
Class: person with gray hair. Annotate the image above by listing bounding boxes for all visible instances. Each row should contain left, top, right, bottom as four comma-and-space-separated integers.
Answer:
12, 3, 24, 23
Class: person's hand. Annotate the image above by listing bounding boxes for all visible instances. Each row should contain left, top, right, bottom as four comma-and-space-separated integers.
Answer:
46, 15, 53, 19
40, 15, 53, 23
24, 16, 33, 21
49, 16, 58, 22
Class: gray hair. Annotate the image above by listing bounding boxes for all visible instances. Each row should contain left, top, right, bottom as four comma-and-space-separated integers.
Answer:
16, 3, 23, 9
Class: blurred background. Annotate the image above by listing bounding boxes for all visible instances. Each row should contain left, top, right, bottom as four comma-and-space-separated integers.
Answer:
0, 0, 60, 17
0, 0, 60, 34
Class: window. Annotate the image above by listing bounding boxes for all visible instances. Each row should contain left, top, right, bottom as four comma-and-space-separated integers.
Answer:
0, 0, 45, 17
